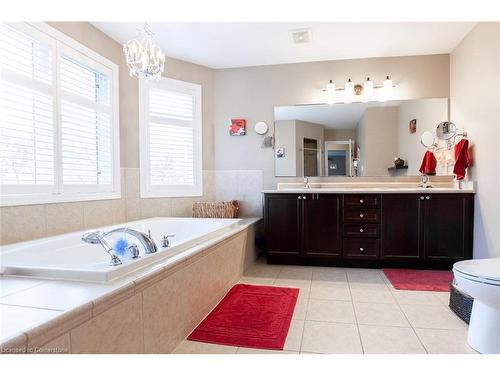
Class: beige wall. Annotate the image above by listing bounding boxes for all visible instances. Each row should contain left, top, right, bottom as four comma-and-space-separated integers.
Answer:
213, 54, 450, 189
450, 22, 500, 259
324, 129, 356, 142
396, 98, 449, 175
356, 106, 398, 176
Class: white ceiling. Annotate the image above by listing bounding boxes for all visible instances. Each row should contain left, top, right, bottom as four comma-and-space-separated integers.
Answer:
92, 22, 475, 69
274, 102, 403, 129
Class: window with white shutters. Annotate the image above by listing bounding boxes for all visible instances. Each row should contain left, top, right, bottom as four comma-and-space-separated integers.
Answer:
0, 22, 120, 206
139, 78, 202, 198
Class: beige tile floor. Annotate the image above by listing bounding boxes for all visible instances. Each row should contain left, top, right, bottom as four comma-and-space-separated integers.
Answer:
173, 260, 477, 354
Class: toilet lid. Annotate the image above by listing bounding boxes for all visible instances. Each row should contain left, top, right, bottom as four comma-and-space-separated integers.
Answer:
453, 258, 500, 284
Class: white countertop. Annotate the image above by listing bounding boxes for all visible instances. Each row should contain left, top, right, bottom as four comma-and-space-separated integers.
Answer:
262, 181, 475, 194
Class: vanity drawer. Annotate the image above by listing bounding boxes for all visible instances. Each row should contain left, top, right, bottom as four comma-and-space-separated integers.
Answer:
343, 238, 379, 259
344, 208, 380, 223
344, 223, 380, 238
344, 195, 380, 208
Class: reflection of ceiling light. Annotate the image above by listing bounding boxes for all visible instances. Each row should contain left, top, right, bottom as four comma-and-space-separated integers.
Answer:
289, 28, 312, 44
123, 23, 165, 81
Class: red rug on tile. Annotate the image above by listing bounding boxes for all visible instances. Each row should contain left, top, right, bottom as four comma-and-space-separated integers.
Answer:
383, 268, 453, 292
187, 284, 299, 350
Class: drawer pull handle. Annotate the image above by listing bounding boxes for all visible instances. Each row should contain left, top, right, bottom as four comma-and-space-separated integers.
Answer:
359, 228, 364, 233
298, 196, 302, 200
425, 196, 430, 200
420, 196, 425, 200
359, 199, 364, 204
303, 195, 307, 200
359, 213, 364, 218
360, 247, 364, 252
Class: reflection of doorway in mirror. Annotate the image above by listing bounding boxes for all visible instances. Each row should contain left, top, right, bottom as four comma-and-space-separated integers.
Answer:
324, 140, 354, 177
302, 138, 320, 176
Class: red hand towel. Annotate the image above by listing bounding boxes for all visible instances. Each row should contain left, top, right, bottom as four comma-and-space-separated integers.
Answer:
419, 151, 437, 175
453, 139, 470, 180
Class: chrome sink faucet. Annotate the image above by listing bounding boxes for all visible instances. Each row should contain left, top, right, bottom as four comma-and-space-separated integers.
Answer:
304, 176, 311, 189
82, 228, 158, 266
418, 174, 433, 188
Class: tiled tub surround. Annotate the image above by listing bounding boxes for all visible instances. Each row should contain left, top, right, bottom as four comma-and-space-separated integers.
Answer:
0, 218, 259, 353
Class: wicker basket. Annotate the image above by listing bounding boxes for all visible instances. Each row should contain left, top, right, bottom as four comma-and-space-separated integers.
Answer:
449, 282, 474, 324
192, 200, 239, 218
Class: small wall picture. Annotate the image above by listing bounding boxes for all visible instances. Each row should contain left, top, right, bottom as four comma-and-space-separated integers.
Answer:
229, 119, 246, 136
276, 147, 285, 158
409, 119, 417, 134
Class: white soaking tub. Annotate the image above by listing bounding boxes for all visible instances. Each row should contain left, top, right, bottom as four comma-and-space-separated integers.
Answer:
0, 217, 243, 283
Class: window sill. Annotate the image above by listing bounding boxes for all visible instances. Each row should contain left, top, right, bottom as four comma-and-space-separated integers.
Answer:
0, 192, 122, 207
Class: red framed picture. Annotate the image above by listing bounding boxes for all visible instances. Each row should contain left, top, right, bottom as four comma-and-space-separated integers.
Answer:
229, 119, 246, 136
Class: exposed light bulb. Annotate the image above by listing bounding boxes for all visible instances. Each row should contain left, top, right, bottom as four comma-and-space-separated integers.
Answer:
344, 78, 354, 103
325, 79, 336, 104
381, 75, 393, 101
363, 77, 373, 102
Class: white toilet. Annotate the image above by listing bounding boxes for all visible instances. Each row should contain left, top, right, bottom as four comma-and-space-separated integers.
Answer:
453, 258, 500, 354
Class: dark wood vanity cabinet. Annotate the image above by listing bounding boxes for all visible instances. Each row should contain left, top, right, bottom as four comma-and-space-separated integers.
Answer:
264, 193, 342, 262
264, 192, 474, 269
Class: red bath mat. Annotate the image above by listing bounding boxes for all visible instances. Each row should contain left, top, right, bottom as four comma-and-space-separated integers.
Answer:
187, 284, 299, 350
383, 268, 453, 292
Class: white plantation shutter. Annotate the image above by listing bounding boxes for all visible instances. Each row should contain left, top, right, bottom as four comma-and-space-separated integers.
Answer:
0, 22, 119, 205
139, 78, 202, 198
59, 54, 113, 188
0, 23, 56, 194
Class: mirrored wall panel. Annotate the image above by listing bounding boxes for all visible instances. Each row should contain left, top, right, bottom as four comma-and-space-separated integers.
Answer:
274, 98, 449, 177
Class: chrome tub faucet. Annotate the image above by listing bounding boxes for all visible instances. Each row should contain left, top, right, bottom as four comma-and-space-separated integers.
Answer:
82, 227, 158, 266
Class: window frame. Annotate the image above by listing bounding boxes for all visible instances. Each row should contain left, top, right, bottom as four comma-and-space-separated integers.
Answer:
0, 22, 120, 207
139, 77, 203, 198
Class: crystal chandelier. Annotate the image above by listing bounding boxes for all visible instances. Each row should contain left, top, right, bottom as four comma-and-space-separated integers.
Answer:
123, 23, 165, 81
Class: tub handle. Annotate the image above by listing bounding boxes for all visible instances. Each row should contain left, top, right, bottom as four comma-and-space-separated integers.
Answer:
162, 234, 175, 248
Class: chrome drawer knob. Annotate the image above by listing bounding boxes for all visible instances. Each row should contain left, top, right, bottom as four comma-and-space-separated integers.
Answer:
420, 196, 425, 200
298, 196, 302, 200
359, 228, 364, 233
359, 214, 364, 218
303, 195, 307, 200
359, 199, 364, 204
426, 196, 430, 200
360, 247, 364, 252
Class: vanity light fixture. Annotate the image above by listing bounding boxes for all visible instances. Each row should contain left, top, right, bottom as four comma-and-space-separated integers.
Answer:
325, 79, 336, 104
123, 23, 165, 81
322, 76, 396, 103
344, 78, 355, 103
381, 75, 393, 101
362, 77, 374, 101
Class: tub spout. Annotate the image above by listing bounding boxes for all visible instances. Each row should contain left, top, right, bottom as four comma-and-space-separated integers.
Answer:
104, 228, 158, 254
82, 231, 122, 266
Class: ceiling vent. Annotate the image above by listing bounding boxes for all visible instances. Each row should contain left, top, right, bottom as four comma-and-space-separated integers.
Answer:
289, 28, 312, 44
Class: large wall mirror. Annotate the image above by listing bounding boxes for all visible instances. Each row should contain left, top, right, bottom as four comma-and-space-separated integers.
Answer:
274, 98, 449, 177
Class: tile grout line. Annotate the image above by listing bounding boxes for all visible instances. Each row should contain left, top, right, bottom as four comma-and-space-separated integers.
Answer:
346, 275, 365, 354
389, 288, 430, 354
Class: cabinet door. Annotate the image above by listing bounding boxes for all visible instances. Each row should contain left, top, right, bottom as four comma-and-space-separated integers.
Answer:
265, 194, 302, 255
381, 195, 423, 261
424, 194, 474, 261
302, 194, 342, 257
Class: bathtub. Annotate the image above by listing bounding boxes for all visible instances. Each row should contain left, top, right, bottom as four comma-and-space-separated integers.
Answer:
0, 217, 243, 283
